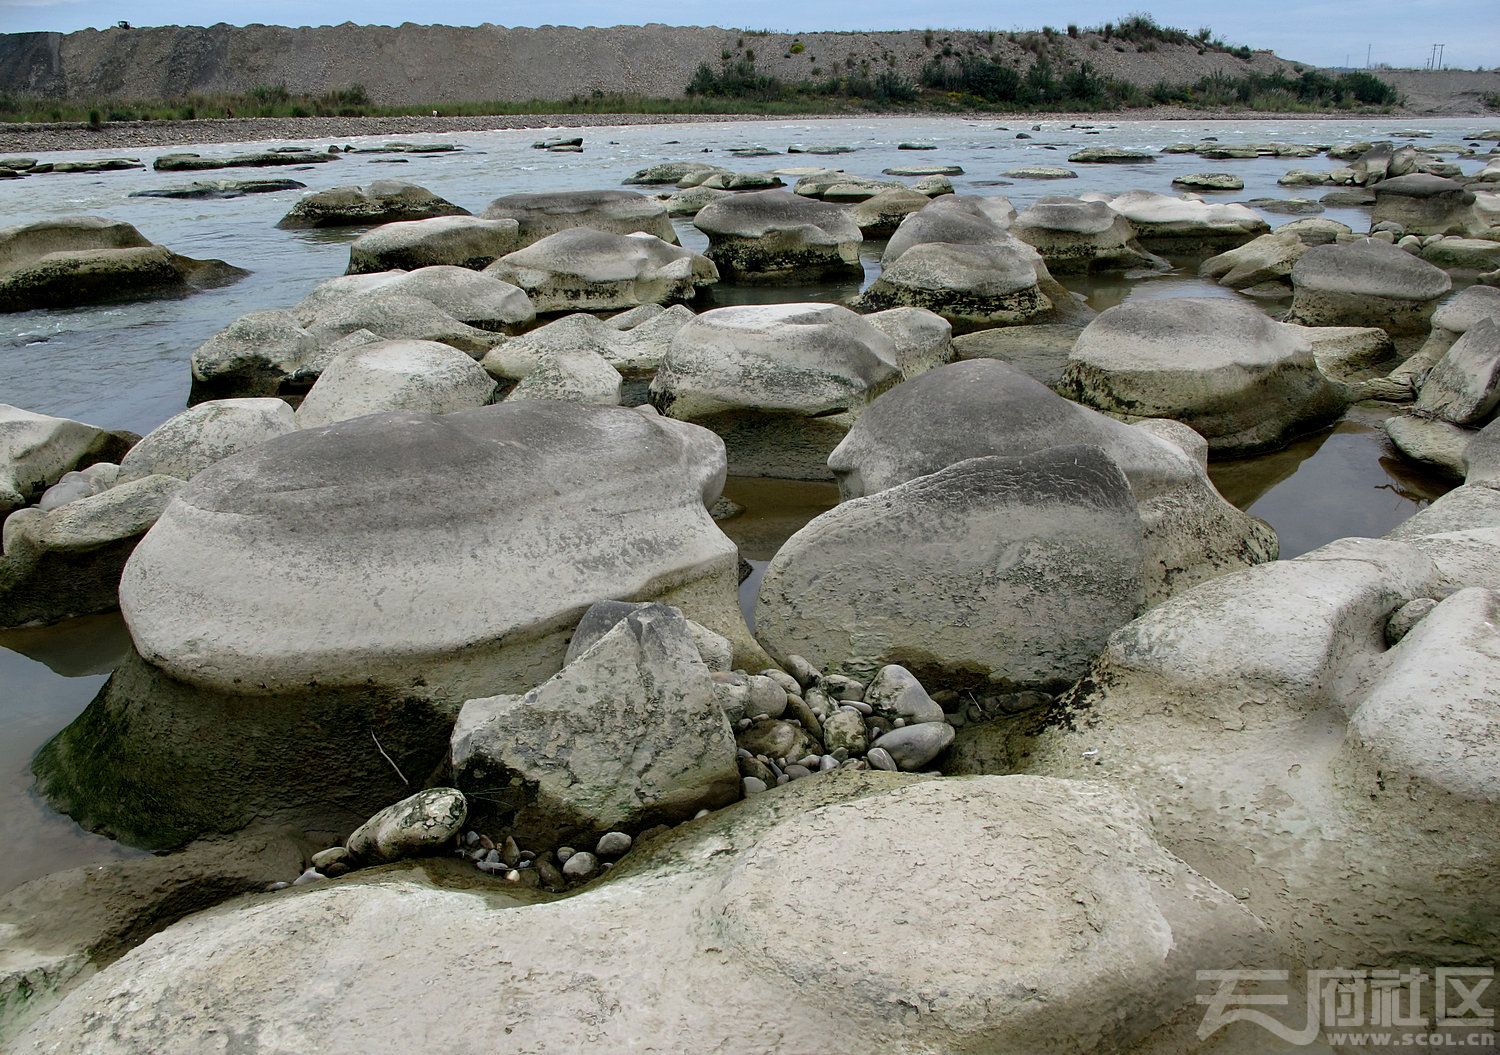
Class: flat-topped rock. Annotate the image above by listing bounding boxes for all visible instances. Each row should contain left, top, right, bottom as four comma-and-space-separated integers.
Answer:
1102, 190, 1269, 250
276, 181, 467, 229
117, 398, 297, 484
1060, 298, 1347, 455
482, 190, 677, 247
1371, 173, 1477, 236
856, 239, 1052, 331
1289, 238, 1451, 333
846, 188, 931, 237
346, 216, 520, 273
1171, 173, 1244, 191
1011, 197, 1160, 273
623, 161, 723, 185
691, 190, 862, 282
153, 149, 337, 172
485, 228, 716, 313
294, 339, 497, 428
130, 178, 305, 200
881, 195, 1016, 266
1068, 147, 1154, 164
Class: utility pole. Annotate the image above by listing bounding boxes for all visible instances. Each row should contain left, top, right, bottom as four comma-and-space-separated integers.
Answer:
1436, 43, 1445, 70
1366, 44, 1371, 69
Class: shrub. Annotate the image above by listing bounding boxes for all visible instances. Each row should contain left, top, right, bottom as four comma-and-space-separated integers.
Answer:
789, 42, 804, 54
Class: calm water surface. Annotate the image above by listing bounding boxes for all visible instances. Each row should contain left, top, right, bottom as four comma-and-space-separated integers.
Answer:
0, 115, 1478, 891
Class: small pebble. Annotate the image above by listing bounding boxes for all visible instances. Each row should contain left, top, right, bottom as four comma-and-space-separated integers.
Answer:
693, 808, 710, 819
267, 881, 289, 891
292, 867, 326, 886
464, 831, 480, 847
742, 776, 768, 795
784, 764, 812, 780
557, 846, 576, 863
501, 836, 521, 867
311, 846, 349, 870
563, 851, 599, 879
819, 754, 838, 772
596, 831, 633, 857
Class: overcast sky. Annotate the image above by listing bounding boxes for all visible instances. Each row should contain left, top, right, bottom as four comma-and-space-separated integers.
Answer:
2, 1, 1496, 71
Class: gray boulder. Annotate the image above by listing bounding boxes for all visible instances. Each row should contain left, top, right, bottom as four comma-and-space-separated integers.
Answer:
451, 604, 739, 843
1199, 231, 1306, 291
482, 190, 677, 247
1384, 414, 1474, 477
0, 405, 135, 518
117, 398, 297, 483
855, 239, 1052, 331
295, 340, 497, 427
0, 474, 183, 627
1290, 239, 1451, 334
564, 598, 733, 671
758, 446, 1147, 689
1370, 173, 1476, 236
0, 216, 246, 312
346, 216, 521, 273
649, 303, 901, 478
660, 185, 730, 217
1100, 190, 1269, 251
1412, 318, 1500, 427
482, 316, 624, 406
276, 181, 467, 229
1060, 298, 1348, 455
880, 195, 1017, 266
485, 228, 716, 313
623, 161, 723, 185
691, 190, 862, 281
846, 188, 931, 238
827, 359, 1277, 602
34, 402, 761, 850
1011, 197, 1161, 273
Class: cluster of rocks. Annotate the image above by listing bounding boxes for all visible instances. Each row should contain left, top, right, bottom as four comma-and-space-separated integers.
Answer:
154, 146, 341, 171
0, 156, 143, 177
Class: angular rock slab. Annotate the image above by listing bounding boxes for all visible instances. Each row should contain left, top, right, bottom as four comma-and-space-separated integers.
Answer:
12, 774, 1271, 1055
757, 447, 1147, 689
828, 359, 1276, 602
1060, 297, 1348, 456
649, 303, 901, 479
485, 228, 716, 313
451, 604, 739, 843
35, 403, 759, 849
691, 189, 862, 281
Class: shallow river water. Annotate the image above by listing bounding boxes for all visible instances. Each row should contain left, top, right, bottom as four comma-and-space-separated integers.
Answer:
0, 114, 1483, 892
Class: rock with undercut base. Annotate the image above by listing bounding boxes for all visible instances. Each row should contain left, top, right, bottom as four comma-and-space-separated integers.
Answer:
276, 181, 468, 229
847, 188, 931, 237
484, 229, 716, 313
1370, 173, 1476, 236
649, 303, 900, 479
1, 405, 136, 518
0, 216, 246, 313
482, 189, 677, 247
854, 239, 1053, 331
451, 603, 740, 844
1011, 197, 1162, 273
1060, 298, 1348, 456
1289, 238, 1451, 334
879, 195, 1017, 266
345, 215, 521, 273
757, 446, 1147, 689
32, 401, 764, 851
691, 190, 863, 282
1099, 190, 1269, 252
294, 340, 497, 427
826, 359, 1276, 603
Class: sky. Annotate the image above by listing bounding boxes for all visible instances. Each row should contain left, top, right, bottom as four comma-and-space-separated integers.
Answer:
1, 0, 1496, 71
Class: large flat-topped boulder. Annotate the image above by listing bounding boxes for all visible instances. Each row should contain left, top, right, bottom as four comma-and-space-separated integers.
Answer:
855, 239, 1053, 330
13, 774, 1268, 1055
880, 195, 1016, 266
484, 228, 716, 313
691, 189, 862, 281
276, 181, 468, 229
1289, 238, 1452, 333
1370, 173, 1476, 236
1010, 197, 1160, 273
827, 359, 1276, 601
648, 303, 899, 477
756, 447, 1147, 689
34, 402, 761, 849
0, 216, 246, 312
1060, 298, 1348, 455
346, 216, 521, 273
481, 190, 677, 247
1099, 190, 1269, 251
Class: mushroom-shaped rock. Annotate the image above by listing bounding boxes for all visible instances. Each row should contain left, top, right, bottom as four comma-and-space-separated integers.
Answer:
1290, 239, 1452, 334
485, 228, 716, 313
855, 240, 1052, 331
276, 181, 467, 229
0, 474, 183, 628
0, 216, 246, 312
0, 405, 135, 517
623, 161, 722, 185
1011, 197, 1161, 273
827, 359, 1275, 602
117, 398, 298, 483
1103, 190, 1269, 251
11, 774, 1271, 1055
1370, 173, 1477, 236
757, 446, 1147, 689
649, 303, 901, 479
33, 402, 761, 850
847, 188, 931, 238
482, 190, 677, 247
451, 604, 739, 843
1060, 298, 1348, 455
346, 216, 521, 274
880, 195, 1016, 267
691, 190, 862, 281
294, 340, 497, 427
